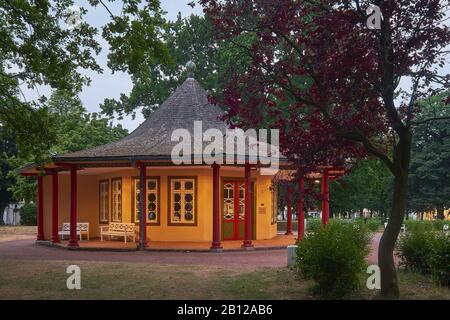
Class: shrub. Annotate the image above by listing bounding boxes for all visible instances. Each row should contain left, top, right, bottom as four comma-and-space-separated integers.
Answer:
397, 227, 450, 287
431, 220, 448, 232
403, 220, 448, 233
427, 232, 450, 287
20, 203, 37, 226
396, 228, 434, 273
306, 218, 321, 233
403, 220, 433, 233
357, 218, 382, 232
296, 220, 372, 298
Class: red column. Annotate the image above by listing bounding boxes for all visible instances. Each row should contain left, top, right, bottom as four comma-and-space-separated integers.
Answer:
37, 175, 44, 241
297, 178, 305, 240
210, 163, 222, 251
68, 167, 78, 247
242, 163, 254, 249
139, 163, 147, 248
285, 186, 293, 235
51, 171, 60, 243
321, 170, 330, 225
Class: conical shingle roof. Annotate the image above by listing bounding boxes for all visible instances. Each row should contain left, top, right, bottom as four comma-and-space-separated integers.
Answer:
55, 78, 228, 161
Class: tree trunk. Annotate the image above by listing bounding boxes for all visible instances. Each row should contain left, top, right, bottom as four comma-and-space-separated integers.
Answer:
437, 207, 445, 220
378, 135, 411, 299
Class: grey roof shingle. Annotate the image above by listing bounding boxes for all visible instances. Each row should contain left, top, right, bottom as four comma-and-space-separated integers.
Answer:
55, 78, 228, 161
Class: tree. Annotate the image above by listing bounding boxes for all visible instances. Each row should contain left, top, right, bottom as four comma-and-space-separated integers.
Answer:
1, 0, 169, 164
330, 158, 391, 218
101, 13, 254, 118
8, 90, 128, 202
0, 127, 17, 221
200, 0, 450, 298
408, 92, 450, 219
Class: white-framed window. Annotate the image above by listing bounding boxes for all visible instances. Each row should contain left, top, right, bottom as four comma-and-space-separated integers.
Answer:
99, 180, 109, 224
168, 177, 196, 226
133, 177, 159, 224
111, 178, 122, 222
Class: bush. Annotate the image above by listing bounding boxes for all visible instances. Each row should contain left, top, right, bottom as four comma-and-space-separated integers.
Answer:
404, 220, 448, 233
397, 228, 450, 287
306, 218, 321, 233
431, 220, 448, 232
353, 218, 382, 232
296, 220, 372, 298
427, 232, 450, 287
396, 228, 434, 273
20, 203, 37, 226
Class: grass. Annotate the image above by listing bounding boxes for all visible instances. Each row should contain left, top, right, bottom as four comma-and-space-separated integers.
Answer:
0, 259, 309, 300
0, 259, 448, 300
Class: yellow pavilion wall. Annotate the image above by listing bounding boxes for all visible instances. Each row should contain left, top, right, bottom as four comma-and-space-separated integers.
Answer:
41, 167, 277, 242
42, 174, 99, 240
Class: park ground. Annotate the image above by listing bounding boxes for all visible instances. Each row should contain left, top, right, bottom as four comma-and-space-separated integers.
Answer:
0, 226, 449, 300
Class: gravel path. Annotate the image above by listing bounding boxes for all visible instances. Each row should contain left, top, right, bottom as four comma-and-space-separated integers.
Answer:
0, 239, 287, 268
0, 233, 383, 268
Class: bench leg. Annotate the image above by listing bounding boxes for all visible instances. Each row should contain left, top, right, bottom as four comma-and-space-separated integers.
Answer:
101, 233, 103, 241
125, 233, 127, 244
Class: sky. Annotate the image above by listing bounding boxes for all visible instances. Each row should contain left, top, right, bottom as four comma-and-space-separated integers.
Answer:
21, 0, 204, 132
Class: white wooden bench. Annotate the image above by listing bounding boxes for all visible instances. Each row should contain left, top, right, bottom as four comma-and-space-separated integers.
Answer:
59, 222, 90, 240
100, 223, 135, 243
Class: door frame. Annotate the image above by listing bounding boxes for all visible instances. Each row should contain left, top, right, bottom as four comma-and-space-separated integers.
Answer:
220, 177, 256, 241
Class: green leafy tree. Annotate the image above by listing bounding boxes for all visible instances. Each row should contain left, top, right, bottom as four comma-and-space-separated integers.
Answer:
0, 127, 17, 221
1, 0, 169, 164
408, 93, 450, 220
101, 13, 253, 118
331, 159, 391, 218
8, 90, 128, 202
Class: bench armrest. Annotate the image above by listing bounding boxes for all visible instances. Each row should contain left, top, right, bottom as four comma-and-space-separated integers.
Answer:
100, 226, 109, 231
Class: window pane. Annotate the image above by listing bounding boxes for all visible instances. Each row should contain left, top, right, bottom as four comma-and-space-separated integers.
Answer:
148, 181, 156, 190
171, 179, 195, 224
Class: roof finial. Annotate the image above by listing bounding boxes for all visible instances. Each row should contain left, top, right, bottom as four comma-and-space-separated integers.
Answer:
186, 60, 196, 79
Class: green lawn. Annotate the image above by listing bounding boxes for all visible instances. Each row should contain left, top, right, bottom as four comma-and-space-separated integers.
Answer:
0, 259, 448, 300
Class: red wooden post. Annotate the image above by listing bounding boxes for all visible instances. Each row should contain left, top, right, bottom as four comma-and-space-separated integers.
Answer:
242, 163, 254, 249
210, 163, 222, 251
51, 171, 60, 243
321, 170, 330, 225
68, 167, 79, 247
139, 162, 147, 248
285, 186, 293, 235
37, 175, 44, 241
297, 178, 305, 240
